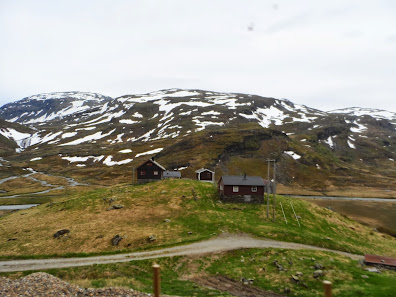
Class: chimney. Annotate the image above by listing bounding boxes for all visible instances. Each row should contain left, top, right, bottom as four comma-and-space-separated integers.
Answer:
243, 173, 247, 179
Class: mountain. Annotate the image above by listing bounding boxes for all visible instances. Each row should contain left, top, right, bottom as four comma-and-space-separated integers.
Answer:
0, 91, 112, 125
0, 89, 395, 192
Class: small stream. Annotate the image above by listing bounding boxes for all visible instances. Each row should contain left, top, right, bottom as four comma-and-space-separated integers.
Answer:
0, 169, 87, 209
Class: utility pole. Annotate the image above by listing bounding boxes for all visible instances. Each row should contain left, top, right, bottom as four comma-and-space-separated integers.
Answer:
267, 160, 270, 218
273, 161, 276, 222
266, 159, 275, 219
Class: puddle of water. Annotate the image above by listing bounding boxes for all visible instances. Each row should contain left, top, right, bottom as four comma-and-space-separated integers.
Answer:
0, 204, 39, 210
286, 195, 396, 202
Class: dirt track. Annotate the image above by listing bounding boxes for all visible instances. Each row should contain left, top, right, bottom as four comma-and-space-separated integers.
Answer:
0, 233, 362, 272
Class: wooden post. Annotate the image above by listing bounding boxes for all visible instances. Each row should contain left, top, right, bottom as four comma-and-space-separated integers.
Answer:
132, 167, 135, 185
153, 264, 160, 297
323, 280, 332, 297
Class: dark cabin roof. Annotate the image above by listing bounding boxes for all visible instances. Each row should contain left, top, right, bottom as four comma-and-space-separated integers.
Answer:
137, 159, 166, 171
220, 175, 266, 186
196, 168, 214, 174
163, 170, 181, 178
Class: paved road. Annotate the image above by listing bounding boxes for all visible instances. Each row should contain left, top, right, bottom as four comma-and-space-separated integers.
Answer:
0, 234, 362, 272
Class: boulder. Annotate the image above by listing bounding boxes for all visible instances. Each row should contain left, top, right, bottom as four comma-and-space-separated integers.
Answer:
148, 235, 157, 242
314, 263, 324, 270
111, 235, 123, 246
53, 229, 70, 239
106, 204, 124, 211
313, 270, 324, 278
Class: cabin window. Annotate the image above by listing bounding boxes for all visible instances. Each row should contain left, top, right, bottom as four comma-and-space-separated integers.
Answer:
140, 170, 146, 175
153, 171, 159, 176
251, 186, 257, 192
233, 186, 239, 192
219, 184, 223, 190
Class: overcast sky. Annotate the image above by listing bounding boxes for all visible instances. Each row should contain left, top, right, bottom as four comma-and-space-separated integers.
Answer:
1, 0, 396, 112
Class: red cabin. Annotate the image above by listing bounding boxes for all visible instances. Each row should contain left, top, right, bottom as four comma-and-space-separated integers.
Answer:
218, 174, 267, 203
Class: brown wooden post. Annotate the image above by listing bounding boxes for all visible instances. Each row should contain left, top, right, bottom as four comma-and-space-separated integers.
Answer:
323, 280, 332, 297
153, 263, 161, 297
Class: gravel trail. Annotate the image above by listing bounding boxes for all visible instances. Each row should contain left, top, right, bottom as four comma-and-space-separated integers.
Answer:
0, 233, 362, 273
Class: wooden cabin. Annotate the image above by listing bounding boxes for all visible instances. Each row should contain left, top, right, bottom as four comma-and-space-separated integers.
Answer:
136, 159, 166, 183
196, 168, 214, 182
218, 174, 267, 203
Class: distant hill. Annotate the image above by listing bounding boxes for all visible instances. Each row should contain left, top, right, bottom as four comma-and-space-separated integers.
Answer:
0, 89, 395, 191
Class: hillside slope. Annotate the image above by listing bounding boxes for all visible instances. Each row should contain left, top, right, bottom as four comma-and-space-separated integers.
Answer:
0, 89, 395, 192
0, 179, 395, 258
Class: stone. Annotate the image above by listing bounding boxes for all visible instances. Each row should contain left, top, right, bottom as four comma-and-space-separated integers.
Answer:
313, 270, 324, 278
291, 275, 299, 282
53, 229, 70, 239
187, 231, 193, 235
107, 204, 124, 211
164, 219, 171, 223
273, 260, 284, 271
296, 271, 304, 276
314, 263, 324, 270
364, 267, 381, 273
361, 275, 369, 278
283, 287, 291, 294
299, 282, 309, 289
111, 235, 122, 246
311, 257, 315, 261
148, 235, 157, 242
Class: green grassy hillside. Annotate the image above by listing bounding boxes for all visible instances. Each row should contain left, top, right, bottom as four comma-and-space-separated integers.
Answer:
1, 179, 395, 258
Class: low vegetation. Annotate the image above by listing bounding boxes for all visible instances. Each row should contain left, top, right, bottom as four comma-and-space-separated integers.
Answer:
2, 249, 396, 297
0, 179, 395, 258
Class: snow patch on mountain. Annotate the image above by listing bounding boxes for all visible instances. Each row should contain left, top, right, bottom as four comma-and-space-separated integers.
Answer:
103, 156, 133, 166
284, 151, 301, 159
0, 128, 31, 144
59, 129, 116, 146
135, 148, 163, 158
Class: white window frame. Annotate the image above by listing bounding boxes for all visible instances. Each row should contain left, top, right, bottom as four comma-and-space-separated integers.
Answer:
233, 186, 239, 193
251, 186, 257, 192
153, 170, 159, 176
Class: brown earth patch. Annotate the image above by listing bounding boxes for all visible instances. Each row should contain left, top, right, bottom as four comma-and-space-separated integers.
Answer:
192, 275, 286, 297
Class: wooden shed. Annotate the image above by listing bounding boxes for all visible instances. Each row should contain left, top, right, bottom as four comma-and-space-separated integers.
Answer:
163, 170, 181, 179
136, 159, 166, 183
218, 174, 267, 203
196, 168, 214, 182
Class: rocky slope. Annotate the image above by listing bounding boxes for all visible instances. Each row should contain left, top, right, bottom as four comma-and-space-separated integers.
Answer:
0, 89, 395, 190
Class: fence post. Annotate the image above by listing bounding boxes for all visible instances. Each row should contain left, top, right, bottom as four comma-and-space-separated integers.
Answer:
323, 280, 332, 297
153, 263, 161, 297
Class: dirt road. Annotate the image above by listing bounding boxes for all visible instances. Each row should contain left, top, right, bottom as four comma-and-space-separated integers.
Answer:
0, 233, 362, 272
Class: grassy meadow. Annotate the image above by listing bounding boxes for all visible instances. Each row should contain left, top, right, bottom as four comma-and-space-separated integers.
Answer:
1, 179, 396, 296
0, 179, 395, 258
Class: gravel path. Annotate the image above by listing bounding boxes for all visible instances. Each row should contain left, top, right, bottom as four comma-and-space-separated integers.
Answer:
0, 233, 362, 273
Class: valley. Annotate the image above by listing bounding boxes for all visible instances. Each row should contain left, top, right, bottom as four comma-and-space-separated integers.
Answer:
0, 89, 395, 296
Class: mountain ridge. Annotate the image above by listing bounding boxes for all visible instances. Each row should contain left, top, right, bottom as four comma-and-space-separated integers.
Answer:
0, 89, 395, 192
